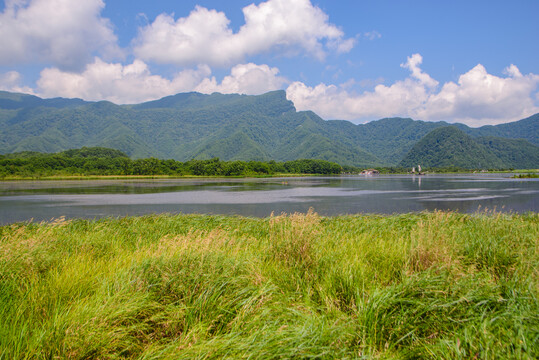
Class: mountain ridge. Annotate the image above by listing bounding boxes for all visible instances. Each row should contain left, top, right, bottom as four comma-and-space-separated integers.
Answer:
0, 90, 537, 168
400, 126, 539, 169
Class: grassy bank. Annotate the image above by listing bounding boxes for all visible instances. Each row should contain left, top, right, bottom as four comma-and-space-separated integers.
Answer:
1, 211, 537, 359
0, 173, 324, 181
512, 173, 539, 179
2, 169, 537, 180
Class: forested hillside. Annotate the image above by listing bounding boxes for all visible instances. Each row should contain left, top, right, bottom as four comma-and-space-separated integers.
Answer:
459, 113, 539, 146
1, 90, 537, 168
400, 126, 539, 169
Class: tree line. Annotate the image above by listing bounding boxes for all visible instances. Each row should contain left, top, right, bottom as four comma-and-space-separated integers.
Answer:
0, 147, 345, 178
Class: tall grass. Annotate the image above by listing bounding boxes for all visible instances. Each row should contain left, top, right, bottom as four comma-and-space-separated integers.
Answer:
1, 210, 537, 359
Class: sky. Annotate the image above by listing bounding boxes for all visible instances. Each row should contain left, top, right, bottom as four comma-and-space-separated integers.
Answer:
0, 0, 538, 127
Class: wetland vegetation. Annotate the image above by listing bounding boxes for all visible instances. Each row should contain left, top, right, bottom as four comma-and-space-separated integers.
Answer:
1, 210, 537, 359
0, 147, 345, 179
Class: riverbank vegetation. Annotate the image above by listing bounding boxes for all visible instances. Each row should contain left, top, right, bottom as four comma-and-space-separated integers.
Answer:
1, 147, 527, 179
1, 211, 537, 359
0, 147, 345, 178
512, 173, 539, 178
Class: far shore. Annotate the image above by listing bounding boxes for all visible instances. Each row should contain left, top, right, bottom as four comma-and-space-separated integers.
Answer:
0, 173, 326, 181
1, 169, 537, 181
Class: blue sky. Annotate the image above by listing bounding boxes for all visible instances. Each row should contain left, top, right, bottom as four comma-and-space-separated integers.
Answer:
1, 0, 538, 126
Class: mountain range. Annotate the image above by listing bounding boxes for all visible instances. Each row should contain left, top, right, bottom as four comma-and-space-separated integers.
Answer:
0, 90, 538, 169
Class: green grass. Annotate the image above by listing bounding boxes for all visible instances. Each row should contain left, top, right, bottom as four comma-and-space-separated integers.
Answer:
1, 211, 537, 359
0, 173, 320, 181
512, 173, 539, 178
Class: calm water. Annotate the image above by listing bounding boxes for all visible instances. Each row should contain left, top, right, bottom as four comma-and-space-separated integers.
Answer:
0, 174, 537, 224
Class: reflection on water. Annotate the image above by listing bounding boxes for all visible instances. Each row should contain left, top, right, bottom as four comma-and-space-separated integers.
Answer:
0, 174, 537, 224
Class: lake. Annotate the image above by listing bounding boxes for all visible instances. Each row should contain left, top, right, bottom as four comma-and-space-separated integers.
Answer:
0, 174, 537, 224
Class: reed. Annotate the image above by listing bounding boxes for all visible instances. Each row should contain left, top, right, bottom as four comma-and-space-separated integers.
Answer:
1, 210, 537, 359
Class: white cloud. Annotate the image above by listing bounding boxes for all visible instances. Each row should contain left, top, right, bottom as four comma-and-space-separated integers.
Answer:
195, 63, 287, 95
0, 0, 121, 70
34, 59, 287, 103
286, 78, 428, 121
36, 58, 212, 104
133, 0, 355, 67
286, 54, 539, 126
0, 70, 35, 94
363, 31, 381, 41
286, 54, 437, 120
418, 64, 539, 125
401, 53, 438, 88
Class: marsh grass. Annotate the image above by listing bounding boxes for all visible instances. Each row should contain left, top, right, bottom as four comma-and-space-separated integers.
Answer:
1, 211, 537, 359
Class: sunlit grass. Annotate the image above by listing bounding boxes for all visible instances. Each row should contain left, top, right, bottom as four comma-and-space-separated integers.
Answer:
1, 210, 537, 359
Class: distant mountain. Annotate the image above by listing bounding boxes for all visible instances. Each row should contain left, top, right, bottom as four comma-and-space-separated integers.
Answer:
0, 90, 90, 110
400, 126, 539, 169
459, 113, 539, 146
326, 117, 450, 165
475, 136, 539, 169
0, 90, 382, 166
0, 90, 537, 168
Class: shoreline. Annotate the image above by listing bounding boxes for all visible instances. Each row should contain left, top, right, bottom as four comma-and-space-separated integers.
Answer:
0, 173, 325, 181
0, 169, 537, 181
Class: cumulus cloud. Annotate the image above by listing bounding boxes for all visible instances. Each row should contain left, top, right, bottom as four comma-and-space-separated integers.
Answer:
36, 58, 212, 104
418, 64, 539, 125
0, 0, 121, 70
195, 63, 287, 95
286, 54, 539, 126
0, 70, 35, 94
286, 54, 438, 120
34, 59, 287, 103
133, 0, 355, 67
401, 53, 438, 88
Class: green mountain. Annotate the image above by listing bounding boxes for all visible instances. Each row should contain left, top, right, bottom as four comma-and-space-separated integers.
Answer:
0, 90, 537, 168
0, 90, 382, 166
458, 113, 539, 146
400, 126, 539, 169
327, 117, 450, 164
475, 136, 539, 169
0, 90, 89, 110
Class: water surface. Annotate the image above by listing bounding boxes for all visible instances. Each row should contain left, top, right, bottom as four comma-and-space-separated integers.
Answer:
1, 174, 537, 224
